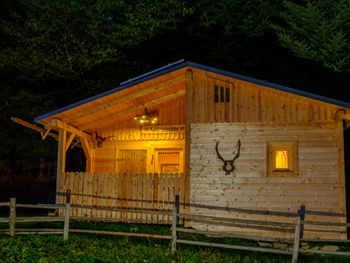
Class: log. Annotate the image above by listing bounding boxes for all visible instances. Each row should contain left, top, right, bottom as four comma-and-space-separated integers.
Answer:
15, 217, 64, 222
176, 239, 292, 255
63, 190, 71, 241
171, 205, 177, 254
292, 217, 301, 263
16, 204, 65, 209
176, 227, 294, 243
300, 249, 350, 256
179, 213, 295, 227
9, 198, 16, 237
69, 229, 171, 239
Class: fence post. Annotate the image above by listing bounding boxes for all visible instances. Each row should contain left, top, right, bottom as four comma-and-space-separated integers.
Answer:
63, 190, 71, 241
292, 205, 305, 263
299, 205, 305, 239
175, 194, 179, 224
171, 195, 179, 254
9, 198, 16, 237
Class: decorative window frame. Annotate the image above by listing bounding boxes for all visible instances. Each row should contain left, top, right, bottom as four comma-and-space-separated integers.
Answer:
267, 141, 298, 177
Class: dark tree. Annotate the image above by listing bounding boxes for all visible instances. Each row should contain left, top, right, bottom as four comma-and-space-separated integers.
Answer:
274, 0, 350, 72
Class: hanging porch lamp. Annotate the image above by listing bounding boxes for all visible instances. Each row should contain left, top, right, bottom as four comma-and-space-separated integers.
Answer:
134, 108, 158, 125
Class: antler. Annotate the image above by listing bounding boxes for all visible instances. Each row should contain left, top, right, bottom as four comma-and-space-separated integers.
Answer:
215, 139, 241, 175
231, 140, 241, 162
215, 141, 225, 161
95, 132, 114, 147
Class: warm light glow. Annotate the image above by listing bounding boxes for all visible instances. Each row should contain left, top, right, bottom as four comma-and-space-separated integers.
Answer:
134, 108, 158, 125
275, 150, 288, 169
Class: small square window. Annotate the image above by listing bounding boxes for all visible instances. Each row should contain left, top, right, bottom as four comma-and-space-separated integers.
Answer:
267, 141, 298, 176
214, 82, 231, 103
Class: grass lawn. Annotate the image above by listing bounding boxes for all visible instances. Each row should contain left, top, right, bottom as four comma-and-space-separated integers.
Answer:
0, 222, 350, 263
0, 217, 349, 262
0, 234, 293, 263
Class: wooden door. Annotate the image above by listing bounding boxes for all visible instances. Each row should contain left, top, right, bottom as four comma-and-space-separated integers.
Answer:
155, 149, 184, 173
117, 150, 147, 173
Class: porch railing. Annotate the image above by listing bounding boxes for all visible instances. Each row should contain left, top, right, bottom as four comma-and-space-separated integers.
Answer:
58, 172, 186, 223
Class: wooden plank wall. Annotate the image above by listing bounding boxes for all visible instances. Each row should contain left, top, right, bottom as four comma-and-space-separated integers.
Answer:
59, 172, 186, 223
99, 126, 186, 142
190, 122, 346, 239
190, 69, 341, 124
117, 150, 147, 173
94, 140, 116, 172
93, 127, 185, 173
95, 96, 185, 131
47, 68, 187, 131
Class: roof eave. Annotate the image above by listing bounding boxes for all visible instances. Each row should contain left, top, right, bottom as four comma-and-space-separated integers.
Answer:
34, 60, 350, 123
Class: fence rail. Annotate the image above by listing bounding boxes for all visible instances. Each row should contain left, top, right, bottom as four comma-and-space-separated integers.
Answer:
1, 192, 350, 263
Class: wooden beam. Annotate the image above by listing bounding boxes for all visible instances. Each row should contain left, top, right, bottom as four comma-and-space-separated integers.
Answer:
50, 119, 92, 140
184, 69, 193, 226
80, 89, 186, 130
80, 138, 91, 159
64, 75, 187, 122
65, 133, 75, 151
336, 121, 347, 240
335, 110, 350, 121
56, 129, 66, 203
11, 117, 58, 140
41, 128, 52, 140
80, 138, 94, 172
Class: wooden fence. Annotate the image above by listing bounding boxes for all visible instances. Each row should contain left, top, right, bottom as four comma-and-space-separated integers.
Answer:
1, 193, 350, 263
170, 199, 350, 262
58, 172, 186, 222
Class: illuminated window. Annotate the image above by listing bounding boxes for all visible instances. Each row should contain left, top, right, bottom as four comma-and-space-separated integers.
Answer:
267, 142, 298, 176
275, 150, 288, 169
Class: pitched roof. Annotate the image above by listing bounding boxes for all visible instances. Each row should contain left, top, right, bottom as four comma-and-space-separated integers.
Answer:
34, 60, 350, 122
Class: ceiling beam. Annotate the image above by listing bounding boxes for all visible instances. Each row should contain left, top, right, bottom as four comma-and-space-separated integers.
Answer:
50, 119, 92, 140
80, 89, 186, 130
11, 117, 58, 140
63, 74, 187, 122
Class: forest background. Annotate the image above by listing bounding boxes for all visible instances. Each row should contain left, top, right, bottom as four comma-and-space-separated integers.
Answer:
1, 0, 350, 202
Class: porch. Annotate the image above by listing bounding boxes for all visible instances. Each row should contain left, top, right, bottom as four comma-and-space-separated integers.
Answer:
58, 172, 187, 223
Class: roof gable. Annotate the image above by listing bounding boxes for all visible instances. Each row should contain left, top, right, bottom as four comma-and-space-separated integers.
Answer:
34, 60, 350, 124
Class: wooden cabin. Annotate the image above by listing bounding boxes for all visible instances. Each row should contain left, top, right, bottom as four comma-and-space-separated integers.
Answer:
33, 60, 350, 239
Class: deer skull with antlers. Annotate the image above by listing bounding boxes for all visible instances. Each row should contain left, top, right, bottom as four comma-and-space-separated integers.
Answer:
215, 139, 241, 175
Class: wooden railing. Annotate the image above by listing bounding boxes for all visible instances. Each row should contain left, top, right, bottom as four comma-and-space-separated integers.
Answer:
1, 193, 350, 263
58, 172, 186, 222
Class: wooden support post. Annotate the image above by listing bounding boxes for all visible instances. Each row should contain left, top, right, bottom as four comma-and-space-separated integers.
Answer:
171, 195, 178, 255
292, 216, 301, 263
63, 190, 71, 241
336, 121, 347, 240
184, 69, 193, 227
175, 194, 179, 224
299, 205, 305, 239
9, 198, 16, 237
56, 129, 67, 203
292, 205, 305, 263
81, 138, 94, 172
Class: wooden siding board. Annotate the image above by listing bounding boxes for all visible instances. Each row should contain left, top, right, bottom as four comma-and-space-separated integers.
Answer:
336, 121, 347, 239
189, 69, 342, 124
190, 122, 346, 239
